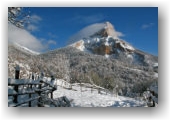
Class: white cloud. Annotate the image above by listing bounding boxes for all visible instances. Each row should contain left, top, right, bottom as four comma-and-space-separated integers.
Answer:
68, 22, 124, 44
47, 40, 57, 45
110, 24, 124, 39
142, 23, 154, 29
8, 23, 45, 52
48, 32, 58, 39
115, 31, 124, 38
26, 14, 42, 32
27, 24, 39, 31
30, 15, 42, 23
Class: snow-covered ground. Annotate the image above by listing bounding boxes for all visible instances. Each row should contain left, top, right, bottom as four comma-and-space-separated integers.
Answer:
53, 81, 146, 107
8, 77, 147, 107
105, 54, 110, 58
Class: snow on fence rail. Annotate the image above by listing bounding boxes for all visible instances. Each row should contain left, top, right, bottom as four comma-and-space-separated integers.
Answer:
8, 66, 58, 107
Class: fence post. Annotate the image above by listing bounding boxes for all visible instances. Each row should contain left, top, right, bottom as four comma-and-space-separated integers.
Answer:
40, 72, 44, 80
13, 65, 20, 103
51, 88, 57, 99
38, 91, 42, 107
32, 72, 34, 80
38, 83, 42, 107
13, 85, 18, 103
29, 76, 33, 107
29, 93, 31, 107
50, 75, 55, 99
15, 65, 20, 79
51, 91, 53, 99
91, 85, 94, 93
51, 75, 55, 81
51, 87, 57, 99
98, 88, 101, 94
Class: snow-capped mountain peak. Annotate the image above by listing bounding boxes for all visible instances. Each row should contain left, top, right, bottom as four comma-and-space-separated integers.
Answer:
67, 21, 158, 66
68, 21, 135, 56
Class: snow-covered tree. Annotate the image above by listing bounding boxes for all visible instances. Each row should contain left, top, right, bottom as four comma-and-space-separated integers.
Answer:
8, 7, 30, 28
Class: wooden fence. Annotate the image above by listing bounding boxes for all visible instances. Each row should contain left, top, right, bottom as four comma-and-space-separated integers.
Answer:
8, 78, 57, 107
8, 66, 70, 107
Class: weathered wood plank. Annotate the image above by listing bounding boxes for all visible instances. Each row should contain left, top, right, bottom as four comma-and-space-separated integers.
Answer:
8, 88, 52, 96
8, 86, 17, 95
8, 78, 40, 85
8, 91, 35, 96
63, 96, 71, 107
13, 96, 40, 107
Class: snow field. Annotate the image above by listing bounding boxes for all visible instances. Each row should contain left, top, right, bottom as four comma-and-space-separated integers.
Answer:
8, 77, 148, 107
53, 80, 146, 107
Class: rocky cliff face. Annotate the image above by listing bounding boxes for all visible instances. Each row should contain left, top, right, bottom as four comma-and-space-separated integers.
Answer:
102, 21, 118, 38
93, 45, 112, 55
90, 21, 120, 38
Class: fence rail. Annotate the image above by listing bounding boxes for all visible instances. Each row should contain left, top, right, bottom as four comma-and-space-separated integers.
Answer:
8, 78, 57, 107
8, 78, 40, 85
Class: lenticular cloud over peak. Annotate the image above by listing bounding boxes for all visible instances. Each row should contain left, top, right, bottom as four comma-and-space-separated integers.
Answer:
68, 22, 124, 44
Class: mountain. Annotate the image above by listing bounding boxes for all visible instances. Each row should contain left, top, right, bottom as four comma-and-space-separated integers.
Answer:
69, 21, 157, 67
8, 21, 158, 98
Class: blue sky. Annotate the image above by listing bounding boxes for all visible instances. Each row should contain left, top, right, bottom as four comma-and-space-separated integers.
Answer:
11, 7, 158, 55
